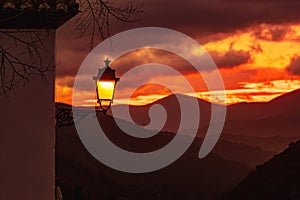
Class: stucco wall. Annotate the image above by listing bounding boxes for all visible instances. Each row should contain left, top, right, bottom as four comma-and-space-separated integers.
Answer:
0, 30, 55, 200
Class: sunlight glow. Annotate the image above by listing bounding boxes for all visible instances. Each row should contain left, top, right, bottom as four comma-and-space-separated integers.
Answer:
97, 81, 115, 100
204, 24, 300, 69
55, 23, 300, 107
193, 80, 300, 105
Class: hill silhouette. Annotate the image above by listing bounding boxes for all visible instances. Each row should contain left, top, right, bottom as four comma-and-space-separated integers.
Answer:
224, 89, 300, 138
222, 139, 300, 200
108, 94, 215, 134
55, 89, 300, 199
227, 89, 300, 121
222, 134, 300, 152
109, 89, 300, 152
56, 113, 252, 200
56, 102, 274, 168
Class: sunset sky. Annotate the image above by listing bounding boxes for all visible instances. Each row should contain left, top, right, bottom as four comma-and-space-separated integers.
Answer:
55, 0, 300, 106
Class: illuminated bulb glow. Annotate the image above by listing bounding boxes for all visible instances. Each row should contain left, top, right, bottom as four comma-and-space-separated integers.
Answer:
97, 81, 115, 101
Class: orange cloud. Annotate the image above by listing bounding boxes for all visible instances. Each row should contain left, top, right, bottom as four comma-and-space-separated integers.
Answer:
192, 80, 300, 105
204, 23, 300, 70
55, 23, 300, 106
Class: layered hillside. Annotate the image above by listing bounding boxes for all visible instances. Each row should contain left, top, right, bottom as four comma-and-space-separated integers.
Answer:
223, 140, 300, 200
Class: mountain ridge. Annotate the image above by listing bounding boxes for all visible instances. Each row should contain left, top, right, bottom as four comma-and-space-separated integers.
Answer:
56, 88, 300, 109
56, 114, 252, 200
222, 139, 300, 200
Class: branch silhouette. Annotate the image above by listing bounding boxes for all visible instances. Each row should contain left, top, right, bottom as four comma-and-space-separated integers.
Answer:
0, 0, 143, 96
75, 0, 143, 49
0, 30, 54, 96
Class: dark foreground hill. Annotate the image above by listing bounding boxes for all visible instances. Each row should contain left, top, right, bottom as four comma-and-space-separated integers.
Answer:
222, 140, 300, 200
55, 90, 300, 199
56, 113, 251, 200
109, 89, 300, 152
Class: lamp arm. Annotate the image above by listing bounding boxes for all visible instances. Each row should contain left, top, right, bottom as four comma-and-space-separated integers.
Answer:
55, 107, 104, 127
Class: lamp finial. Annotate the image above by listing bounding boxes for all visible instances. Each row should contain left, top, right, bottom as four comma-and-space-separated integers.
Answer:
104, 57, 111, 67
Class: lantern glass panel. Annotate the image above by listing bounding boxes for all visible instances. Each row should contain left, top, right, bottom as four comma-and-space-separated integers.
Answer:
99, 100, 112, 109
97, 80, 115, 101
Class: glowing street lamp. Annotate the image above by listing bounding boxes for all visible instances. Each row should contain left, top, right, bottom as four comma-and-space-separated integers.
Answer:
56, 58, 119, 127
93, 58, 120, 113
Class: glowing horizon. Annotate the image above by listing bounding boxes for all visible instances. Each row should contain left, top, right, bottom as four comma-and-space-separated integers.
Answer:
56, 80, 300, 106
55, 23, 300, 107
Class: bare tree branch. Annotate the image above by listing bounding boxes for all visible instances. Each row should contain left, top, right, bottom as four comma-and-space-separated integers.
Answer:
0, 30, 54, 96
75, 0, 143, 49
0, 0, 143, 96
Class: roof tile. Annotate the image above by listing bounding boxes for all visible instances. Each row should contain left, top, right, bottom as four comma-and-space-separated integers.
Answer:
0, 0, 79, 29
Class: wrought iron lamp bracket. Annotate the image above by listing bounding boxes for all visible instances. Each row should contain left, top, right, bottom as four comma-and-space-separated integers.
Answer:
55, 107, 103, 127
